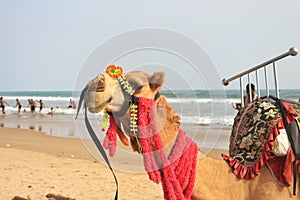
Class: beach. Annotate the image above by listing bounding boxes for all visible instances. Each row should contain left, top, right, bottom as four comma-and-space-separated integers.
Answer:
0, 127, 165, 200
0, 90, 234, 199
0, 125, 227, 200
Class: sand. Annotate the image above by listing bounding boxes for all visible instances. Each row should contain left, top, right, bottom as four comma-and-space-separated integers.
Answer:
0, 127, 226, 200
0, 127, 164, 200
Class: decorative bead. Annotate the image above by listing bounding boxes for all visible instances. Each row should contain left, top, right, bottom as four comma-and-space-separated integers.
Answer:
101, 110, 109, 132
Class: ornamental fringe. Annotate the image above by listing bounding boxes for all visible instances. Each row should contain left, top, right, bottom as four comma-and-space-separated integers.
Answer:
102, 97, 198, 200
137, 97, 198, 200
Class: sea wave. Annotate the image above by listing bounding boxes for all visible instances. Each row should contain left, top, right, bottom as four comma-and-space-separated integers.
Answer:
1, 89, 298, 127
3, 96, 78, 102
3, 106, 76, 115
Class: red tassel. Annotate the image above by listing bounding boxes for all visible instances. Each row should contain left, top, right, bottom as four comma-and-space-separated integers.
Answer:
138, 97, 198, 200
103, 115, 117, 157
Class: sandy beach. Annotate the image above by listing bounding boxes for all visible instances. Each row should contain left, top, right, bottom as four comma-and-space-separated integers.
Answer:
0, 126, 227, 200
0, 127, 165, 200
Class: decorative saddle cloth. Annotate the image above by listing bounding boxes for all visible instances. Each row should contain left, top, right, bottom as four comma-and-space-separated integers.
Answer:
223, 99, 300, 186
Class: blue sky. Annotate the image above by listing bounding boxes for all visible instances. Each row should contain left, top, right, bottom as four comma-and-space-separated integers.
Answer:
1, 0, 300, 91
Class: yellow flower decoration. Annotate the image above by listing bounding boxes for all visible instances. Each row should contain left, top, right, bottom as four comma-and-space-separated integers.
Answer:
101, 110, 109, 132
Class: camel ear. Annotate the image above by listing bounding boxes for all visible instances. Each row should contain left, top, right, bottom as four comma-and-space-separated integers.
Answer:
149, 72, 165, 90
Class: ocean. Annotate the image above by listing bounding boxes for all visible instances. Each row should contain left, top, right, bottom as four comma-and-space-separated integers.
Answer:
0, 89, 299, 151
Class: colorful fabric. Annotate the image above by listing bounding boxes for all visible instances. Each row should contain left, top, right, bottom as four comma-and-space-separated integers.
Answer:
103, 115, 117, 157
103, 96, 198, 200
137, 97, 198, 200
223, 99, 300, 186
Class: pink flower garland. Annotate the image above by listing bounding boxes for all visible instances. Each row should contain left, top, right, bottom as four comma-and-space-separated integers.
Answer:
102, 96, 198, 199
103, 115, 117, 157
137, 97, 198, 200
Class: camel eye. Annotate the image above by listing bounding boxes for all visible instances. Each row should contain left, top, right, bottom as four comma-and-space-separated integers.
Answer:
134, 86, 143, 93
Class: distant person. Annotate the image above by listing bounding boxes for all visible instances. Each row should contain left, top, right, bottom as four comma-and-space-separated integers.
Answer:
232, 102, 241, 110
30, 99, 36, 113
72, 100, 76, 109
38, 99, 44, 112
0, 97, 9, 114
68, 99, 73, 108
27, 99, 31, 108
48, 107, 55, 116
232, 84, 259, 111
244, 83, 259, 106
68, 99, 76, 109
15, 99, 22, 113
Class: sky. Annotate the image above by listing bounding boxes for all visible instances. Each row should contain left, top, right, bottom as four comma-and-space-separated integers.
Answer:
1, 0, 300, 91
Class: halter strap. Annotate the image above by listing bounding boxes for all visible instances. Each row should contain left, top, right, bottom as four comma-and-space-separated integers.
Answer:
76, 87, 119, 200
112, 81, 160, 117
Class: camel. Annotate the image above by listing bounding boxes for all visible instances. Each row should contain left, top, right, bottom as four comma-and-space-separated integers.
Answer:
81, 66, 300, 200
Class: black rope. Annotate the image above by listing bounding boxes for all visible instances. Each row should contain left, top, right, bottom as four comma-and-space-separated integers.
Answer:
277, 99, 297, 196
75, 86, 87, 120
76, 88, 118, 200
74, 84, 160, 199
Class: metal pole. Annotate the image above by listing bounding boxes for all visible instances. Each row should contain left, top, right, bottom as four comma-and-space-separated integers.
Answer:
273, 62, 280, 98
264, 66, 270, 97
222, 47, 298, 86
247, 74, 252, 102
255, 70, 260, 97
240, 77, 244, 107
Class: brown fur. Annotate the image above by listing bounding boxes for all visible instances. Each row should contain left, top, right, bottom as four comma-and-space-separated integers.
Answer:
154, 95, 180, 155
192, 155, 300, 200
85, 70, 300, 200
116, 125, 129, 146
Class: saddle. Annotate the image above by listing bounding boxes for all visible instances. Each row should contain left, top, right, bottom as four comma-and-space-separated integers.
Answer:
223, 97, 300, 195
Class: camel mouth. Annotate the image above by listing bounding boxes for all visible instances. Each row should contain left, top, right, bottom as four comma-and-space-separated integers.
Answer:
87, 96, 113, 113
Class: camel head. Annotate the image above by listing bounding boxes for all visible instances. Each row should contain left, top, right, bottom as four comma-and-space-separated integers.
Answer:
82, 65, 181, 154
85, 65, 165, 114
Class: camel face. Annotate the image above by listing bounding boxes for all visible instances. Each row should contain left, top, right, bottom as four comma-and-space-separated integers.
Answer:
86, 73, 119, 113
86, 70, 166, 114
